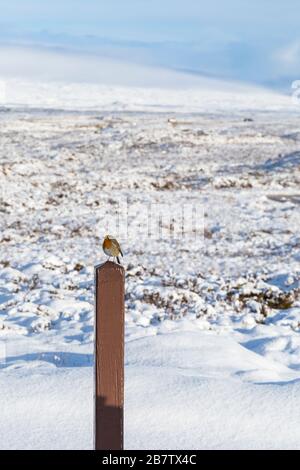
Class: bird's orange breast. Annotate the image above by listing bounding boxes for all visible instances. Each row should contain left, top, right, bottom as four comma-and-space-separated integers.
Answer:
103, 238, 112, 250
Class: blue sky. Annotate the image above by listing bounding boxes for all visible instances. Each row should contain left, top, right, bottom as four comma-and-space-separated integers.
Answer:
0, 0, 300, 89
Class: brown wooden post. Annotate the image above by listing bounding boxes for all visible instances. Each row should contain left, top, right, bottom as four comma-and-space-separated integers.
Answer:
95, 261, 125, 450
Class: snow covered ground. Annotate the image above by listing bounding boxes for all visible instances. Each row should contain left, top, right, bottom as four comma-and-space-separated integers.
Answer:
1, 77, 300, 449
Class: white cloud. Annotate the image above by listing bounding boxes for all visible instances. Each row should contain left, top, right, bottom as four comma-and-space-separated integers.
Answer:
0, 44, 261, 91
0, 45, 211, 88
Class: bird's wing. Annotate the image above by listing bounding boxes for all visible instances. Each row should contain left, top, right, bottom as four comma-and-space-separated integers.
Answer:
112, 238, 123, 256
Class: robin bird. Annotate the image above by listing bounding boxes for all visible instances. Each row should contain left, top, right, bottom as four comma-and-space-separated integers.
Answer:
102, 235, 123, 264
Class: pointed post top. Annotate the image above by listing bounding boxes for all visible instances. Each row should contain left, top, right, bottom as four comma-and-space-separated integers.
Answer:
95, 260, 125, 273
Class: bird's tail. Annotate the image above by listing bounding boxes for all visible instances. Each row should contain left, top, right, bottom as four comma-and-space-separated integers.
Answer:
117, 256, 121, 265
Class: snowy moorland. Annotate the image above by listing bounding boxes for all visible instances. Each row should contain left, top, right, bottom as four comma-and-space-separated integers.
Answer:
1, 77, 300, 449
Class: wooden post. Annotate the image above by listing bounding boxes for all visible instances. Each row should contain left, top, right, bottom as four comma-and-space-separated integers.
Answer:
94, 261, 125, 450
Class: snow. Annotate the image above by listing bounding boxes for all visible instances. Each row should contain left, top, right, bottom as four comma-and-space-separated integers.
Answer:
0, 368, 92, 450
1, 77, 298, 114
1, 331, 300, 450
126, 332, 300, 450
0, 46, 298, 113
0, 73, 300, 449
